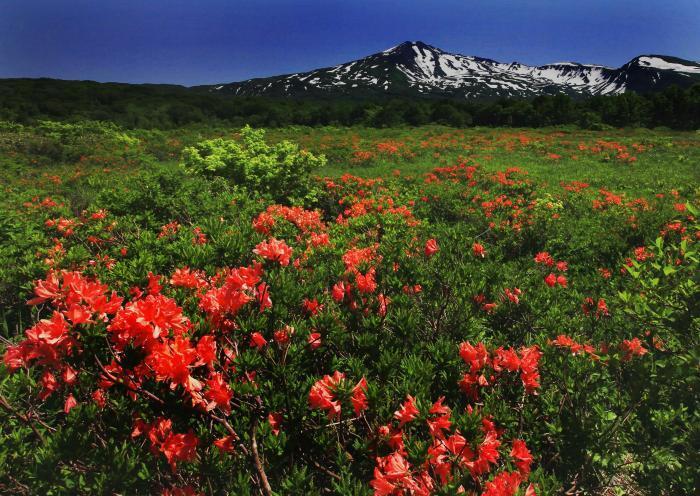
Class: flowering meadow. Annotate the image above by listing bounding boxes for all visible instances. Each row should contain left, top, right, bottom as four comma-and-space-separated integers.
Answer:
0, 122, 698, 495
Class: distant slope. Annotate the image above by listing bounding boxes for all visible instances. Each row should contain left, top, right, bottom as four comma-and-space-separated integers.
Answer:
198, 41, 700, 99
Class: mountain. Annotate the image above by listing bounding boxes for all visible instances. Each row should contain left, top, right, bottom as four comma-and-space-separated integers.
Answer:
199, 41, 700, 99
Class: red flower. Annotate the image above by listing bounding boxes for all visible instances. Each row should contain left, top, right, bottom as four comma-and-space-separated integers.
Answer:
377, 293, 391, 317
302, 298, 323, 316
482, 302, 498, 314
161, 431, 199, 471
582, 298, 609, 318
332, 281, 346, 302
544, 273, 557, 287
109, 294, 190, 351
551, 335, 584, 354
249, 332, 267, 350
214, 435, 236, 453
192, 227, 207, 245
518, 346, 542, 393
147, 337, 202, 393
394, 395, 420, 426
510, 439, 533, 476
471, 428, 501, 476
268, 412, 282, 436
351, 377, 369, 416
634, 246, 653, 262
147, 272, 163, 295
62, 365, 78, 385
503, 287, 521, 305
92, 389, 107, 408
39, 371, 58, 400
620, 338, 648, 361
253, 238, 292, 266
66, 304, 92, 325
307, 332, 322, 350
64, 394, 78, 414
273, 325, 294, 346
472, 242, 487, 258
162, 486, 202, 496
459, 341, 489, 372
170, 267, 206, 288
196, 335, 217, 366
204, 372, 233, 414
481, 471, 523, 496
425, 238, 439, 257
534, 252, 554, 266
308, 371, 345, 419
355, 269, 377, 294
493, 347, 520, 372
371, 452, 420, 495
256, 282, 272, 312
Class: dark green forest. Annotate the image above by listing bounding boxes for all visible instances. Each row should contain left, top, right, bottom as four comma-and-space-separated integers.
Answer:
1, 78, 699, 130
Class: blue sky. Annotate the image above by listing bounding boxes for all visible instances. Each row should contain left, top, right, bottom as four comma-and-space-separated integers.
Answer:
1, 0, 698, 86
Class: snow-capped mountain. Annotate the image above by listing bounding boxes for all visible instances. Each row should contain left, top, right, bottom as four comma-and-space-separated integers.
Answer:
200, 41, 700, 99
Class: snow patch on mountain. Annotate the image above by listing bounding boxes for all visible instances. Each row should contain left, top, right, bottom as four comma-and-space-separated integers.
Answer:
636, 56, 700, 73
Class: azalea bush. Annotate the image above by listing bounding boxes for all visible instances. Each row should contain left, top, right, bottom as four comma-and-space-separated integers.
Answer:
0, 124, 698, 495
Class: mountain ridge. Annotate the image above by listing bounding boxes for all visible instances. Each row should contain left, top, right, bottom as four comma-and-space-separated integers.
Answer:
197, 41, 700, 99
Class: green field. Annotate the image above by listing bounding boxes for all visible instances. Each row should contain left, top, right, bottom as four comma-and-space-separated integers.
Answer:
0, 121, 698, 495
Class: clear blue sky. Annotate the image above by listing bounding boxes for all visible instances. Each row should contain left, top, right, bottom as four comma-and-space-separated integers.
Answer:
1, 0, 698, 86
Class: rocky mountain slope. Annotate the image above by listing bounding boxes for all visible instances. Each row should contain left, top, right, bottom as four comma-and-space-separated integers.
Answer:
200, 41, 700, 99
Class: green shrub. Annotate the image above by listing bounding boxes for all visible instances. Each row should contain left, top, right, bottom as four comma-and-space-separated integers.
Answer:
181, 125, 326, 204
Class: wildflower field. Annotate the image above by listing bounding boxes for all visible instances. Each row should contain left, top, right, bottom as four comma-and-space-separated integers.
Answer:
0, 121, 698, 495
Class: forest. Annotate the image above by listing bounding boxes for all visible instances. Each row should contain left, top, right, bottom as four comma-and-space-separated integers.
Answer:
1, 78, 699, 130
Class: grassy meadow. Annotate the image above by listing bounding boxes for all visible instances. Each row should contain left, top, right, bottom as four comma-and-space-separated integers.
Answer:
0, 121, 698, 495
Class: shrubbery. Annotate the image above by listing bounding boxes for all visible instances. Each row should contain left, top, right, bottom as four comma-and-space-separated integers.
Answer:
181, 125, 326, 204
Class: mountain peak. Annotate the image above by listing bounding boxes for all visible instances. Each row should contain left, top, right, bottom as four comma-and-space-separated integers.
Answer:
383, 40, 438, 54
203, 43, 700, 99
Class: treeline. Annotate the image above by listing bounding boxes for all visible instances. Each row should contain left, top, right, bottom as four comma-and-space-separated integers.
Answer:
1, 78, 699, 129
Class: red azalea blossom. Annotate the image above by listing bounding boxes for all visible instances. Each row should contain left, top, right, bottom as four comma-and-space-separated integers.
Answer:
147, 337, 202, 393
351, 377, 369, 416
534, 252, 554, 266
162, 485, 203, 496
620, 338, 648, 361
253, 238, 293, 266
425, 238, 439, 257
481, 471, 526, 496
307, 332, 322, 349
510, 439, 533, 476
214, 435, 236, 453
302, 298, 323, 316
64, 394, 78, 414
160, 431, 199, 471
308, 371, 345, 420
472, 242, 487, 258
394, 395, 420, 426
249, 332, 267, 349
204, 372, 233, 414
356, 269, 377, 294
268, 412, 283, 436
332, 281, 347, 302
